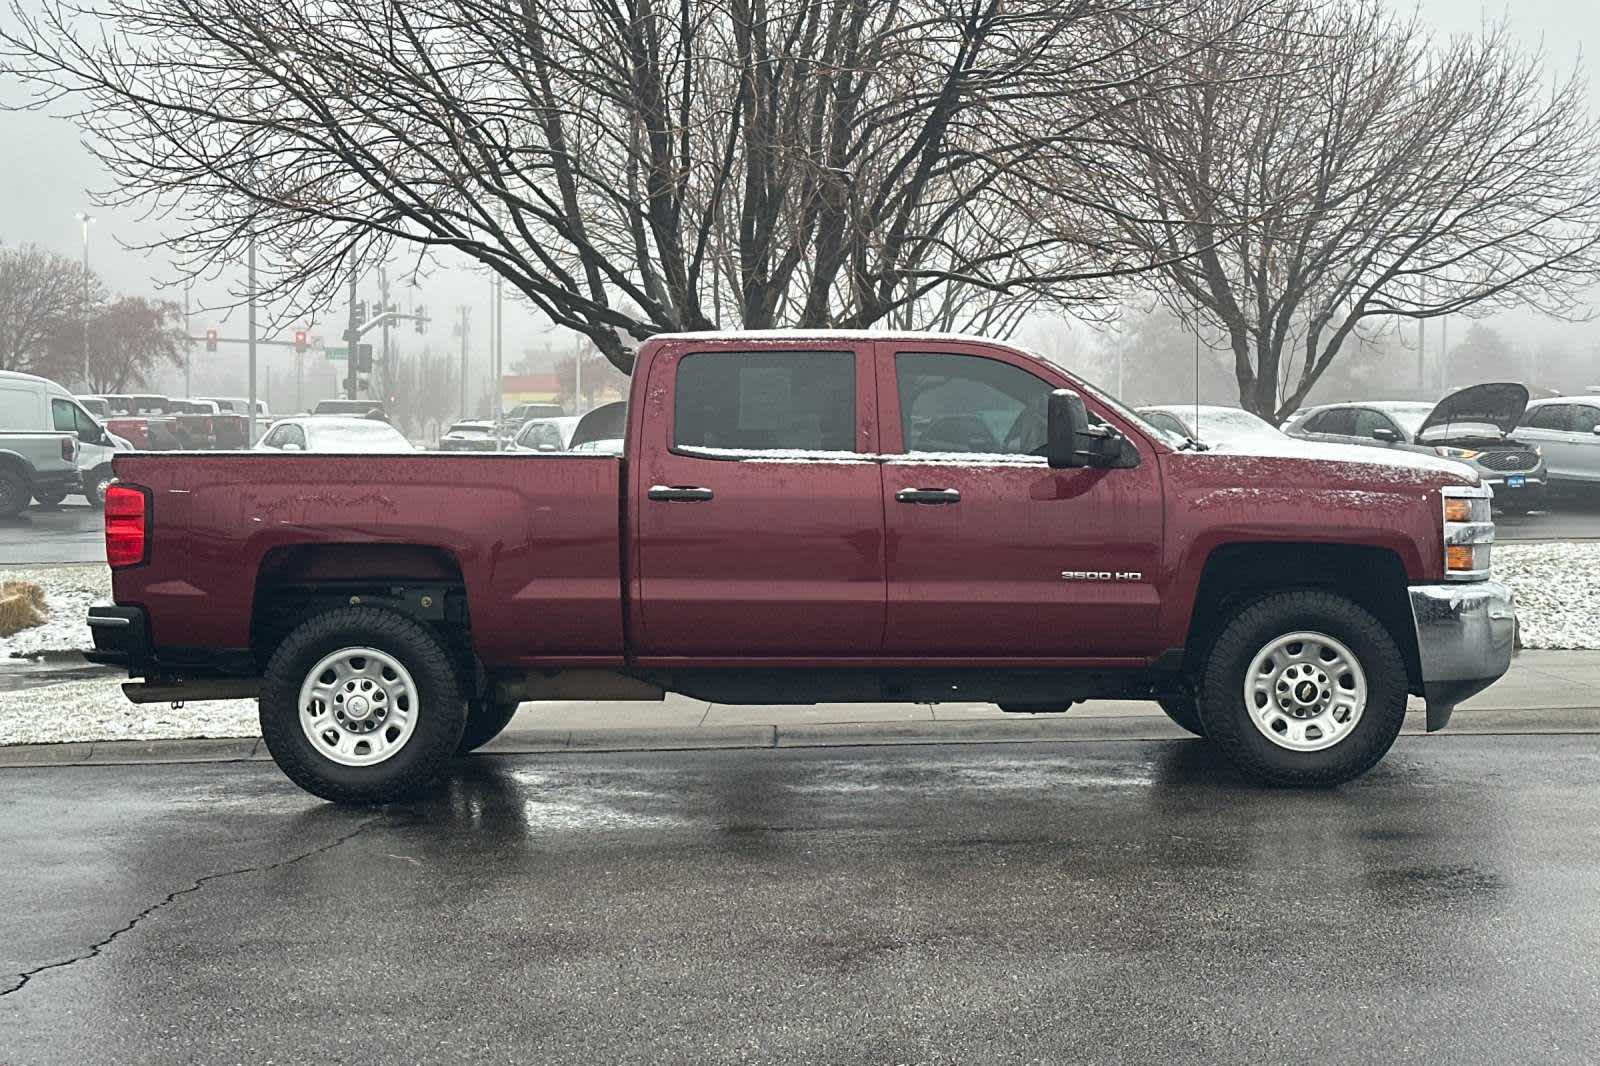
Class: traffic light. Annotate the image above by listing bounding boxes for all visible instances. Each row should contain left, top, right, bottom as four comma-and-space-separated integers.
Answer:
414, 306, 428, 335
292, 330, 308, 353
353, 300, 368, 328
204, 328, 218, 353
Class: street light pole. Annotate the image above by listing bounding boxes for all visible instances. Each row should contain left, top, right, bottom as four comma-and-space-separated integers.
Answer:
75, 212, 94, 390
183, 284, 192, 398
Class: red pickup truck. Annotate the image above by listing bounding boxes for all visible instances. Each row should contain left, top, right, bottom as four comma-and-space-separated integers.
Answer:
88, 331, 1515, 802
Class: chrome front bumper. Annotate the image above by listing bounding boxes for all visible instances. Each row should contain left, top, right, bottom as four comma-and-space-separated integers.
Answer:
1409, 582, 1517, 731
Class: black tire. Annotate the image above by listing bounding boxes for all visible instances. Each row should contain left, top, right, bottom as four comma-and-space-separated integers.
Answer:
1157, 694, 1206, 737
456, 699, 521, 754
1198, 589, 1408, 786
259, 607, 467, 803
85, 465, 113, 509
0, 468, 29, 518
31, 487, 68, 508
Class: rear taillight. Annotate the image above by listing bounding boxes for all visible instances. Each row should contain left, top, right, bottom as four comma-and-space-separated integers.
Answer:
61, 435, 77, 462
105, 484, 148, 568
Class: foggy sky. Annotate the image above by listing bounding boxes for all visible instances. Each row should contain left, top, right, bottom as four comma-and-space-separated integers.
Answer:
0, 0, 1595, 398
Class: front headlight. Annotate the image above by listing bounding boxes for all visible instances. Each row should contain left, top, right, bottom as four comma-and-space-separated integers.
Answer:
1436, 446, 1481, 459
1442, 486, 1493, 581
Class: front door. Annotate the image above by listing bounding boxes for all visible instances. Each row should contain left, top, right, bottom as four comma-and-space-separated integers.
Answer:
632, 342, 885, 659
876, 341, 1165, 662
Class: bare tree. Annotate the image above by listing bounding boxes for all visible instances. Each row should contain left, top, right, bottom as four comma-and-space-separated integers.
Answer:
3, 0, 1236, 372
43, 296, 186, 392
1068, 0, 1600, 419
0, 243, 101, 373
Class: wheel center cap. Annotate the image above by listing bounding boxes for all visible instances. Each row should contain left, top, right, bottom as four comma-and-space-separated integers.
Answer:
1295, 681, 1319, 704
346, 695, 371, 719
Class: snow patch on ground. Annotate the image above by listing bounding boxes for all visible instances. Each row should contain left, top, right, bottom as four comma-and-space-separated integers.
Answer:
0, 678, 258, 745
0, 565, 111, 659
1495, 542, 1600, 651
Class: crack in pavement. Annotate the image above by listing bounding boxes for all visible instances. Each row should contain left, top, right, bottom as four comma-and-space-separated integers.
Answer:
0, 815, 383, 1000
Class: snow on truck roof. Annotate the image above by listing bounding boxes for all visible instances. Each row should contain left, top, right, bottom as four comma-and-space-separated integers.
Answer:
644, 329, 1014, 346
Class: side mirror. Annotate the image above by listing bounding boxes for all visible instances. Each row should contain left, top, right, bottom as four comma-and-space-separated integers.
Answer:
1592, 425, 1600, 436
1371, 427, 1402, 443
1048, 389, 1097, 469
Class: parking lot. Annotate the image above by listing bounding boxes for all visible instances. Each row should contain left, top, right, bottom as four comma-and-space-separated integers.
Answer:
2, 735, 1598, 1064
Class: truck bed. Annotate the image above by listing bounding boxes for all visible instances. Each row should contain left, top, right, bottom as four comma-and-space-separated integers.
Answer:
109, 452, 626, 666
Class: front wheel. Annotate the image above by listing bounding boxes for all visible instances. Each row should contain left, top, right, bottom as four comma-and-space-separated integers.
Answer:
85, 465, 113, 509
1198, 590, 1408, 786
259, 607, 467, 803
31, 487, 67, 508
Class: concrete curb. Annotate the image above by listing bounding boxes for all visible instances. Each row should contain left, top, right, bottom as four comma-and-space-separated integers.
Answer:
3, 705, 1599, 768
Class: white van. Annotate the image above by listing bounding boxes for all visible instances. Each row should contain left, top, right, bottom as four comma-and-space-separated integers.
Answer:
0, 370, 122, 508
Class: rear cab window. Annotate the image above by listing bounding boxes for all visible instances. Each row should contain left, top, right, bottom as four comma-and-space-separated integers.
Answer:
673, 350, 857, 454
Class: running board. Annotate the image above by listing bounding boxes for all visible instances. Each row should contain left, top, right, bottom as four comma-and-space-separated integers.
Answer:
122, 680, 260, 704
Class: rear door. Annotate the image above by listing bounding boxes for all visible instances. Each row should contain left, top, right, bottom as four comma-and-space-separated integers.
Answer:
632, 342, 884, 659
875, 341, 1164, 661
1563, 404, 1600, 482
1519, 404, 1575, 478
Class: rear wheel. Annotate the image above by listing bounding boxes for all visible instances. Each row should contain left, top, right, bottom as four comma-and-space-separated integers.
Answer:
0, 469, 30, 518
259, 607, 466, 803
31, 487, 67, 508
456, 699, 521, 754
1198, 589, 1408, 786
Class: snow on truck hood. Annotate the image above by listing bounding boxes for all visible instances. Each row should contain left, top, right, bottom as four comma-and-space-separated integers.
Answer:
1202, 434, 1479, 481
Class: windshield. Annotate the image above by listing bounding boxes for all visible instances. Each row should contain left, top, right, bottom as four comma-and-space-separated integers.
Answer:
447, 423, 490, 436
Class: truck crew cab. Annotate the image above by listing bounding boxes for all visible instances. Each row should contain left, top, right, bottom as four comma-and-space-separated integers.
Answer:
88, 332, 1516, 802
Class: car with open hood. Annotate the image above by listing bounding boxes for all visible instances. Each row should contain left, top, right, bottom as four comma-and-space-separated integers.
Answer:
1285, 383, 1545, 512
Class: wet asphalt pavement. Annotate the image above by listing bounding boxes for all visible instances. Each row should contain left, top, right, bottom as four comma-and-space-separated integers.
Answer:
2, 735, 1598, 1064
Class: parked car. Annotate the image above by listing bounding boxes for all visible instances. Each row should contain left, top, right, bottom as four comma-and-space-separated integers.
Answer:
202, 397, 271, 420
500, 402, 566, 434
0, 370, 93, 515
1515, 397, 1600, 487
92, 394, 186, 451
569, 401, 627, 451
510, 416, 582, 452
1137, 404, 1286, 448
91, 330, 1514, 803
312, 399, 387, 419
438, 420, 498, 452
1285, 384, 1546, 513
254, 416, 414, 453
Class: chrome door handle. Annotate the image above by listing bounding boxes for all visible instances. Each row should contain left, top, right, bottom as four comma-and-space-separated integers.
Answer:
648, 485, 714, 502
895, 487, 961, 504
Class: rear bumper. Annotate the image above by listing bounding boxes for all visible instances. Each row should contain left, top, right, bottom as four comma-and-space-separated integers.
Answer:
84, 605, 151, 668
1409, 582, 1516, 731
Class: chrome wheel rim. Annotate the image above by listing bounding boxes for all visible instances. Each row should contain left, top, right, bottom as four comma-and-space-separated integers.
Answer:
1244, 631, 1366, 752
298, 647, 419, 766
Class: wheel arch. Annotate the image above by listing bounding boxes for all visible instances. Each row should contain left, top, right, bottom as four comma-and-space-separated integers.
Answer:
1182, 542, 1422, 694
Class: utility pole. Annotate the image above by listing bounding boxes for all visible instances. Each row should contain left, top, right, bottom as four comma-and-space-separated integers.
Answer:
183, 285, 192, 399
75, 212, 94, 390
574, 335, 583, 415
1440, 315, 1450, 395
345, 271, 360, 401
380, 267, 392, 407
247, 238, 258, 443
457, 305, 470, 419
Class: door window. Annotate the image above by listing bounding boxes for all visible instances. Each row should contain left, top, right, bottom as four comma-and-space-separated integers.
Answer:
674, 351, 855, 452
895, 352, 1053, 455
1350, 408, 1401, 440
1524, 405, 1571, 431
1572, 405, 1600, 434
1308, 408, 1358, 436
